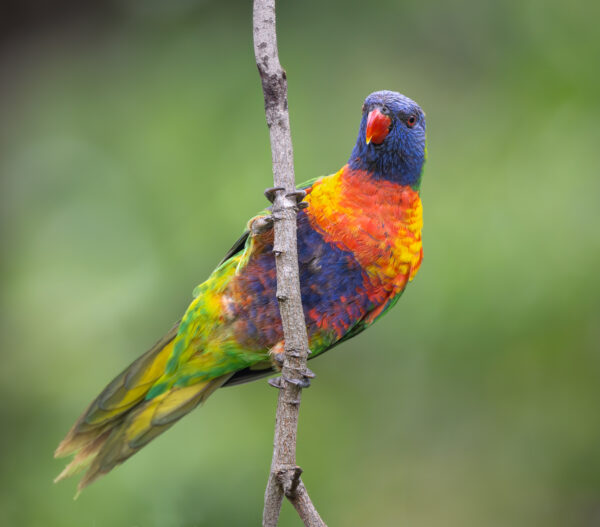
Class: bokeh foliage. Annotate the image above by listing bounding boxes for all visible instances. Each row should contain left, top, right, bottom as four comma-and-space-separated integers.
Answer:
1, 0, 599, 525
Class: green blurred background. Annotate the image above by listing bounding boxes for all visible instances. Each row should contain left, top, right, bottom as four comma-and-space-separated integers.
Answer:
1, 0, 599, 525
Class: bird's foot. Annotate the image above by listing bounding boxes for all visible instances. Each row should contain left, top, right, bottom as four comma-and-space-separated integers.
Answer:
268, 376, 283, 388
250, 215, 274, 235
264, 186, 285, 203
269, 345, 285, 371
270, 348, 312, 369
264, 187, 309, 209
286, 189, 308, 209
286, 189, 306, 201
271, 351, 284, 369
268, 366, 316, 389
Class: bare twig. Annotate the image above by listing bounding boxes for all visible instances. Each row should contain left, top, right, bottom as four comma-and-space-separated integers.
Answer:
253, 1, 326, 526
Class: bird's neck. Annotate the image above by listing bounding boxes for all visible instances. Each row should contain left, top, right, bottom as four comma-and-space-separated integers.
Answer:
306, 165, 422, 229
348, 141, 424, 189
337, 165, 421, 209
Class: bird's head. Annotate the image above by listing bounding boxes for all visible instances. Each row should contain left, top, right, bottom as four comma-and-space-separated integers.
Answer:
349, 90, 426, 188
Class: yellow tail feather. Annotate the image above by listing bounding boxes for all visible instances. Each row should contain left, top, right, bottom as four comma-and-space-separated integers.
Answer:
55, 324, 179, 460
74, 376, 231, 494
55, 322, 234, 495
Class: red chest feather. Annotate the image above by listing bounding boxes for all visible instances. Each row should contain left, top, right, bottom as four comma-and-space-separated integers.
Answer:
305, 166, 423, 292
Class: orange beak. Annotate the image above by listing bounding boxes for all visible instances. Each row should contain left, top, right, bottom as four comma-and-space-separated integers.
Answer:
365, 109, 392, 144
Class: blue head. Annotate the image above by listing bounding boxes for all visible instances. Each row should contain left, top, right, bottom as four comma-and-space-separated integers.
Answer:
348, 91, 426, 188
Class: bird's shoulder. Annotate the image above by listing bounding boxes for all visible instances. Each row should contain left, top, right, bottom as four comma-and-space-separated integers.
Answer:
214, 173, 334, 270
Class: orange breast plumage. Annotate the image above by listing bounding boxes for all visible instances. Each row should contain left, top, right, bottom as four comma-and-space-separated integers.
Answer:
305, 165, 423, 297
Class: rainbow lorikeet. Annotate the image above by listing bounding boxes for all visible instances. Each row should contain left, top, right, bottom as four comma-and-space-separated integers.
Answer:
55, 90, 427, 493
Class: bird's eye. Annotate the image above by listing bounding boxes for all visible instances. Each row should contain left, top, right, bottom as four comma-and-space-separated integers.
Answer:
407, 115, 417, 128
362, 103, 366, 113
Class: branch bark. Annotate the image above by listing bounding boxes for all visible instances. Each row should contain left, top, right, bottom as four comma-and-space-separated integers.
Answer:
253, 1, 326, 526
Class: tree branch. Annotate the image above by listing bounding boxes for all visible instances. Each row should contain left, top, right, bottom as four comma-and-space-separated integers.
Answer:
252, 1, 326, 526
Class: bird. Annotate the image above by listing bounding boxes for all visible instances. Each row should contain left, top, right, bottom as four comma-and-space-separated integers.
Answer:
54, 90, 427, 494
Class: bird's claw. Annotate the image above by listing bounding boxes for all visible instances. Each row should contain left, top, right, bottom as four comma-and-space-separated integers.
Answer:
287, 189, 309, 210
268, 367, 315, 389
286, 375, 312, 388
303, 367, 316, 379
268, 376, 283, 388
264, 187, 285, 203
271, 349, 312, 367
268, 375, 308, 389
272, 353, 284, 368
250, 215, 274, 235
295, 367, 316, 387
264, 187, 308, 210
286, 189, 306, 202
